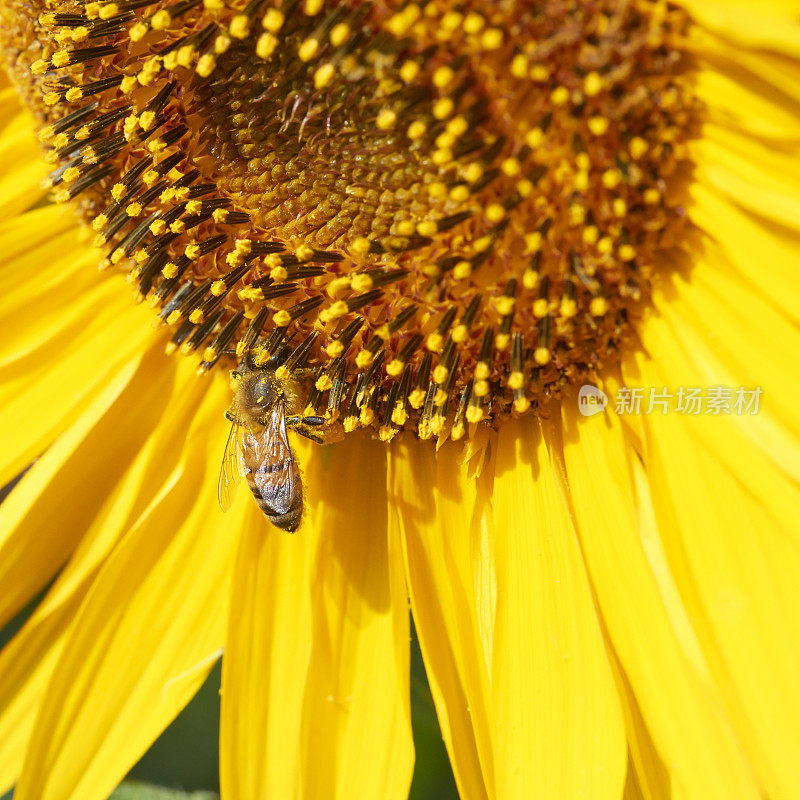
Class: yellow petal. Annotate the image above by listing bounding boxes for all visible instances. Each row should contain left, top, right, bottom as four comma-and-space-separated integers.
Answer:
646, 262, 800, 491
0, 344, 169, 628
388, 435, 495, 800
14, 375, 238, 800
687, 183, 800, 326
0, 358, 207, 792
221, 433, 414, 800
0, 91, 48, 217
0, 276, 156, 488
491, 416, 626, 799
623, 344, 800, 800
560, 403, 761, 799
692, 129, 800, 232
680, 0, 800, 56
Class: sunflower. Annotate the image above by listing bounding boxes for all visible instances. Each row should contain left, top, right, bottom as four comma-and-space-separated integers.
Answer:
1, 0, 799, 797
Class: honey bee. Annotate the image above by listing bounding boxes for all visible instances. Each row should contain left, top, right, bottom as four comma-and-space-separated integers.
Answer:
218, 345, 336, 532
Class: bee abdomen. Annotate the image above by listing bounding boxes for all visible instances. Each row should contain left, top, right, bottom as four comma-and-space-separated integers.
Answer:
245, 475, 303, 533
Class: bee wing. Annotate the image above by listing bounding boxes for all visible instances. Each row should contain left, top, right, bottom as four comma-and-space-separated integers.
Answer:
218, 417, 246, 512
252, 401, 297, 516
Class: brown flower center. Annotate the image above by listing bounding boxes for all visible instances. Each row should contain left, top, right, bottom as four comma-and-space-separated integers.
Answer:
0, 0, 698, 441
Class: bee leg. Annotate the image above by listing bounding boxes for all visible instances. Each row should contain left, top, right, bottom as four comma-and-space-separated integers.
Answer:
292, 425, 325, 444
286, 415, 326, 427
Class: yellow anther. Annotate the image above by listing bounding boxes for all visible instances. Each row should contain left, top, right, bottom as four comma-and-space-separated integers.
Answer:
513, 397, 530, 413
522, 269, 538, 290
511, 53, 529, 79
355, 349, 374, 369
351, 274, 373, 292
583, 226, 599, 245
602, 169, 621, 189
550, 85, 569, 106
568, 204, 585, 226
588, 115, 609, 135
399, 60, 420, 83
533, 298, 549, 317
214, 35, 231, 54
407, 120, 427, 140
428, 181, 447, 198
433, 66, 454, 88
150, 219, 167, 235
590, 297, 608, 316
629, 136, 649, 159
62, 166, 80, 183
480, 28, 503, 50
495, 296, 515, 316
376, 108, 397, 130
560, 298, 578, 318
534, 347, 551, 365
486, 203, 505, 223
466, 405, 484, 424
453, 261, 472, 280
525, 128, 544, 148
314, 62, 336, 89
329, 22, 350, 47
432, 97, 454, 119
212, 208, 229, 223
619, 244, 636, 261
130, 21, 148, 41
449, 185, 470, 202
305, 0, 323, 14
51, 50, 70, 67
92, 213, 109, 231
644, 187, 661, 204
597, 236, 614, 255
319, 300, 348, 323
229, 15, 250, 39
463, 12, 484, 34
441, 10, 463, 31
270, 266, 288, 282
613, 198, 627, 217
432, 148, 452, 166
386, 359, 404, 378
584, 71, 603, 96
473, 235, 492, 253
501, 157, 521, 177
435, 131, 455, 149
256, 33, 278, 59
386, 4, 420, 37
350, 237, 370, 256
298, 37, 319, 62
151, 9, 171, 29
98, 3, 119, 19
508, 371, 525, 390
44, 92, 61, 106
451, 324, 468, 343
417, 220, 438, 236
196, 54, 216, 77
273, 310, 291, 326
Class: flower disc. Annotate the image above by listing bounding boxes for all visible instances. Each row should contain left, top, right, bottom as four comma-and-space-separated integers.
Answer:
0, 0, 697, 440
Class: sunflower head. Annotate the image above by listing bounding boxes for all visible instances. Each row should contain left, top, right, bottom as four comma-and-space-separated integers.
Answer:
1, 0, 697, 441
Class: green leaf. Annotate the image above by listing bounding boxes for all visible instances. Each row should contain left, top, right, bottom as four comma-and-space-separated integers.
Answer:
109, 781, 218, 800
